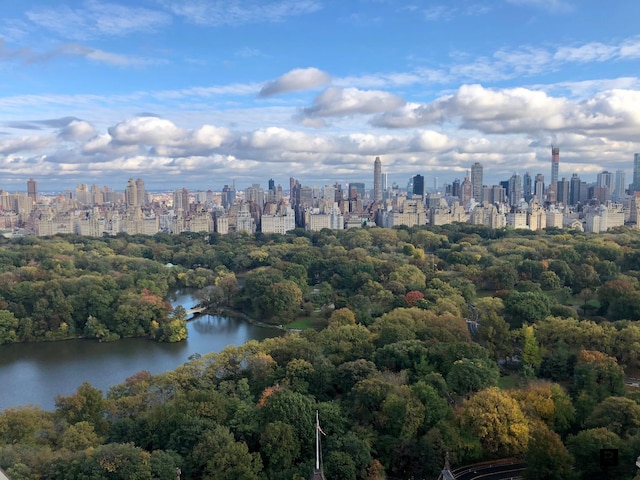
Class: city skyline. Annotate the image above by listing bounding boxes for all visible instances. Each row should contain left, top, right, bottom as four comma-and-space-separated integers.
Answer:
2, 150, 639, 197
1, 1, 640, 190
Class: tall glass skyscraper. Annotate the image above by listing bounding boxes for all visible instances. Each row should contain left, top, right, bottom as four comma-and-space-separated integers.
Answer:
412, 174, 424, 200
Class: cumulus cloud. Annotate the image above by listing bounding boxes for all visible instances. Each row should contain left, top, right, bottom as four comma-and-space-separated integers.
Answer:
301, 87, 406, 121
0, 135, 53, 155
373, 84, 640, 140
260, 67, 331, 97
58, 120, 96, 141
90, 117, 233, 158
108, 117, 186, 145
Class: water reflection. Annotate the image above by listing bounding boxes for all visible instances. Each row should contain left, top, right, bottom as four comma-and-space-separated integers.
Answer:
0, 291, 281, 411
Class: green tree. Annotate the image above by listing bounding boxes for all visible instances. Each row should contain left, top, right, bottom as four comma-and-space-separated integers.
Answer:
567, 428, 623, 480
324, 451, 357, 480
521, 325, 544, 377
573, 350, 624, 405
60, 421, 101, 451
260, 421, 300, 474
388, 264, 426, 292
446, 358, 500, 396
481, 265, 518, 290
0, 310, 18, 344
524, 423, 575, 480
504, 291, 553, 328
459, 387, 529, 457
54, 382, 108, 435
475, 297, 512, 360
540, 270, 562, 290
262, 280, 303, 322
585, 396, 640, 438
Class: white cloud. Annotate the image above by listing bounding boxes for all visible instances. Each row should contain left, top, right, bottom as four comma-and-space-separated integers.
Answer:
109, 117, 186, 145
554, 42, 619, 63
57, 43, 159, 67
164, 0, 322, 26
0, 135, 53, 155
0, 39, 157, 67
301, 87, 406, 119
505, 0, 573, 13
259, 67, 331, 97
25, 1, 171, 40
58, 120, 96, 141
422, 4, 491, 21
372, 84, 640, 146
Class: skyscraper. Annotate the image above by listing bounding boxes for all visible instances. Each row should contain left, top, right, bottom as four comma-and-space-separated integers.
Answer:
27, 178, 37, 204
548, 146, 559, 203
125, 178, 137, 206
614, 170, 626, 200
534, 174, 545, 201
508, 172, 522, 207
551, 147, 559, 185
557, 178, 570, 205
461, 172, 472, 207
373, 156, 382, 203
135, 178, 145, 206
634, 153, 640, 192
412, 174, 424, 200
471, 162, 483, 202
597, 171, 613, 190
569, 173, 581, 205
522, 172, 532, 202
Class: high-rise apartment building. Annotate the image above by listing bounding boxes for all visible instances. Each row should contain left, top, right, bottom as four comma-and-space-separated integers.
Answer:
461, 172, 473, 207
451, 179, 461, 199
597, 171, 613, 190
556, 178, 570, 205
349, 182, 365, 200
508, 173, 522, 207
125, 178, 137, 206
471, 162, 483, 202
613, 170, 626, 200
27, 178, 37, 204
569, 174, 581, 205
76, 184, 90, 205
135, 178, 145, 206
373, 157, 382, 203
534, 174, 545, 201
222, 185, 235, 209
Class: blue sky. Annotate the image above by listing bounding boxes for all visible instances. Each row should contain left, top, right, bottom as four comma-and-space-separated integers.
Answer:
1, 0, 639, 192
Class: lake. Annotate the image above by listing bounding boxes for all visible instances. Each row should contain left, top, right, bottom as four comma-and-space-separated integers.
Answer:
0, 290, 282, 411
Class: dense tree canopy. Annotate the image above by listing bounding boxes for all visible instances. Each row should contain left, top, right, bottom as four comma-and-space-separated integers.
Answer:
2, 225, 640, 478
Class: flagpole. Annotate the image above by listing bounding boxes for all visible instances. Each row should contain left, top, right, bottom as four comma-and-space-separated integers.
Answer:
315, 410, 320, 470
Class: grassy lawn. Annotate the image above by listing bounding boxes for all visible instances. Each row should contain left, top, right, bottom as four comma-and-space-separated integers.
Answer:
285, 317, 314, 330
498, 373, 524, 390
